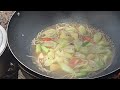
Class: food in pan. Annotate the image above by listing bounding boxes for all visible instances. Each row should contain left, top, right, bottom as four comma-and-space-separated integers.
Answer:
31, 23, 114, 79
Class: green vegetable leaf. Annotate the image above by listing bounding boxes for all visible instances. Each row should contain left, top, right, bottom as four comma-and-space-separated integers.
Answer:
58, 62, 75, 74
76, 71, 89, 78
82, 42, 89, 47
41, 46, 49, 53
36, 44, 41, 53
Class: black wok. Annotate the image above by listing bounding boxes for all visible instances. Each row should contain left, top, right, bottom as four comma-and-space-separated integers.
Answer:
7, 11, 120, 79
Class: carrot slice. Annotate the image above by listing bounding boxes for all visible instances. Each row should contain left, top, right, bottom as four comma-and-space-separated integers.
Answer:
41, 38, 54, 41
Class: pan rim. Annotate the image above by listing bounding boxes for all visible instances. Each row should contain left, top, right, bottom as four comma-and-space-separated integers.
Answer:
6, 11, 120, 79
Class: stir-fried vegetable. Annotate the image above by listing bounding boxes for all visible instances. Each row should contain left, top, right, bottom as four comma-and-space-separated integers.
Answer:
63, 45, 75, 54
78, 25, 87, 35
60, 30, 69, 39
55, 39, 69, 51
69, 58, 79, 67
41, 38, 54, 41
38, 53, 44, 59
44, 56, 55, 66
73, 40, 82, 51
94, 55, 105, 69
87, 54, 95, 60
50, 64, 60, 72
47, 49, 55, 60
98, 37, 109, 46
93, 32, 102, 43
58, 62, 75, 74
79, 47, 89, 54
65, 27, 76, 32
32, 23, 114, 79
55, 54, 64, 63
71, 33, 79, 40
75, 71, 89, 77
82, 36, 95, 44
82, 42, 90, 47
83, 36, 92, 42
42, 41, 57, 48
41, 46, 49, 53
75, 52, 86, 59
36, 44, 41, 53
42, 28, 57, 37
56, 50, 73, 59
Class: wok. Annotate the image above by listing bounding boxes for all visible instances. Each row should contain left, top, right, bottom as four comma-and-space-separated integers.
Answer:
7, 11, 120, 79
